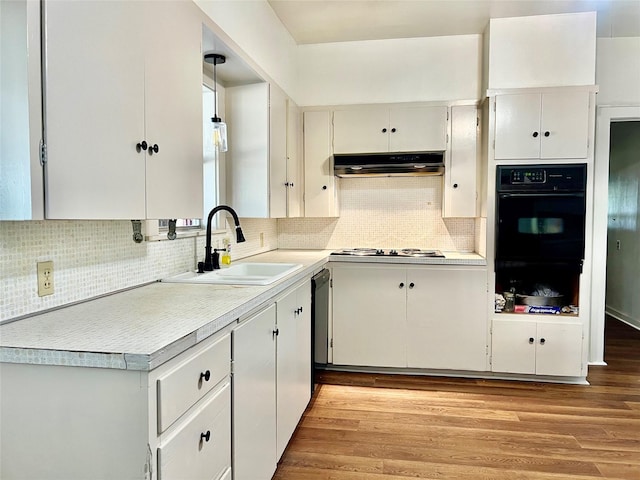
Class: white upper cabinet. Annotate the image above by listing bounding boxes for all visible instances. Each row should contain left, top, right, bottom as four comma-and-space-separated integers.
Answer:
227, 83, 298, 218
285, 100, 303, 218
269, 85, 289, 218
303, 111, 339, 217
333, 106, 448, 154
142, 2, 203, 220
43, 0, 202, 220
494, 91, 590, 160
388, 106, 448, 152
0, 0, 43, 220
443, 105, 479, 218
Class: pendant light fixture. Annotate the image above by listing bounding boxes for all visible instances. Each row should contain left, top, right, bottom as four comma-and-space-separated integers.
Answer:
204, 52, 228, 152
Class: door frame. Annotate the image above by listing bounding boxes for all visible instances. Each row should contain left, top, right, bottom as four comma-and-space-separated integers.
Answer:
590, 105, 640, 365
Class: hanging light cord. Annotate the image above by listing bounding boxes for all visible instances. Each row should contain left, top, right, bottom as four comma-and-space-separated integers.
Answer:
213, 57, 219, 122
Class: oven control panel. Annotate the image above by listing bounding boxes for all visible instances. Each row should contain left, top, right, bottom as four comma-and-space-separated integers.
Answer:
510, 169, 546, 184
497, 164, 587, 193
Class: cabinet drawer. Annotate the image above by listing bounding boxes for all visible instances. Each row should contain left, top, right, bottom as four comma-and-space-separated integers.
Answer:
158, 380, 231, 480
157, 334, 230, 433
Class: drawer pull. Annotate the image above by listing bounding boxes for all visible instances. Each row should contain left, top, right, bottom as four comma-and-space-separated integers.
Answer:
199, 370, 211, 382
200, 430, 211, 443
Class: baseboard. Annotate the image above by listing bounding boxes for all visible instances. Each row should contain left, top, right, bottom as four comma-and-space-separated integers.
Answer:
606, 307, 640, 331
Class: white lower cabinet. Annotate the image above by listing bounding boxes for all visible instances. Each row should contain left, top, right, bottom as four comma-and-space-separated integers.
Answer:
0, 330, 232, 480
276, 281, 312, 459
491, 319, 583, 377
232, 304, 278, 480
232, 280, 312, 480
157, 381, 231, 480
332, 265, 407, 367
332, 264, 488, 371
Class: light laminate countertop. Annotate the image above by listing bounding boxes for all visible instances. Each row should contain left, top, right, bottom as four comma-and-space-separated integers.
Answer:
0, 249, 486, 371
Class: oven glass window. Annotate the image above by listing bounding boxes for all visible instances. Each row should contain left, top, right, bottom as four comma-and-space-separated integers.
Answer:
497, 194, 585, 261
518, 218, 564, 235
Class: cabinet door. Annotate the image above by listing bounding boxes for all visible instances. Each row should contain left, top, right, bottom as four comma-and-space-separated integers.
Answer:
286, 100, 302, 217
303, 111, 338, 217
144, 0, 202, 219
333, 108, 389, 154
332, 265, 407, 367
443, 105, 478, 218
406, 267, 488, 371
535, 322, 583, 377
389, 106, 448, 152
232, 305, 277, 480
276, 282, 311, 459
494, 93, 541, 160
269, 84, 288, 218
540, 92, 589, 159
491, 319, 537, 374
227, 83, 270, 218
44, 0, 146, 219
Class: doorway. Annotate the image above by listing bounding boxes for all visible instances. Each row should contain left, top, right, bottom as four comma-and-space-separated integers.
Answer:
606, 121, 640, 328
591, 107, 640, 365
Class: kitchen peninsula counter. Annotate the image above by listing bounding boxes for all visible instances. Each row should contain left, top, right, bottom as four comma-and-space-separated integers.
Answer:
0, 249, 486, 371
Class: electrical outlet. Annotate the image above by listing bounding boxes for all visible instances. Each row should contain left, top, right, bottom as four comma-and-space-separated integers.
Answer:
37, 261, 54, 296
260, 232, 264, 247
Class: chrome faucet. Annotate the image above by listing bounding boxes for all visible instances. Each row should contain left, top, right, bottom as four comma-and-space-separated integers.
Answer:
200, 205, 246, 272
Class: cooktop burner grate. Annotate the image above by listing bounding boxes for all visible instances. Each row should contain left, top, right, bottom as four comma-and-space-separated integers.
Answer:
331, 248, 445, 258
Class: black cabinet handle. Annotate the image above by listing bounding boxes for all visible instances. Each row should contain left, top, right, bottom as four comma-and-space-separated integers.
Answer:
382, 128, 387, 133
200, 430, 211, 442
285, 182, 290, 187
322, 185, 327, 190
544, 131, 550, 137
529, 337, 535, 344
200, 370, 211, 382
136, 141, 148, 152
409, 282, 415, 289
273, 328, 279, 338
540, 338, 546, 345
399, 282, 405, 289
148, 144, 159, 155
453, 183, 458, 189
391, 128, 396, 133
532, 132, 539, 138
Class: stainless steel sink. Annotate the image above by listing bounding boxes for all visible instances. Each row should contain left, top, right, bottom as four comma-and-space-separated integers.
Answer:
162, 263, 304, 286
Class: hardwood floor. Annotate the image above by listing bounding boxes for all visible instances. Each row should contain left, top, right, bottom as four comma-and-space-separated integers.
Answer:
274, 317, 640, 479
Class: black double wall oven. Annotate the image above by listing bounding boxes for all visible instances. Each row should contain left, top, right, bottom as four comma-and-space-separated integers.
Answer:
495, 164, 587, 307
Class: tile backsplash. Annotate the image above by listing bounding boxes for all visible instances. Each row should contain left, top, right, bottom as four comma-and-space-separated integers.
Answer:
0, 218, 277, 322
278, 177, 476, 251
1, 177, 478, 322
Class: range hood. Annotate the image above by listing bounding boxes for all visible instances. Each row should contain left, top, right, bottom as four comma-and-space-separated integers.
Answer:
334, 152, 444, 177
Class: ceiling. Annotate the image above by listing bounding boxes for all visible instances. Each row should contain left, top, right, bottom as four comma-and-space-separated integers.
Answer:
268, 0, 640, 44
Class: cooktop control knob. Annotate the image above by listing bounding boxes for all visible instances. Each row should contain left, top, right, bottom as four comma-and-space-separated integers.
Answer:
389, 249, 398, 255
375, 249, 384, 255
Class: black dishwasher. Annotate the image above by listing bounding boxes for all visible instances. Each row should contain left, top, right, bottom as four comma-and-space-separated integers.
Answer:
311, 269, 330, 392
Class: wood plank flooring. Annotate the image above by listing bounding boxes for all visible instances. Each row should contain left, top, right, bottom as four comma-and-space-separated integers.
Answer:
273, 317, 640, 479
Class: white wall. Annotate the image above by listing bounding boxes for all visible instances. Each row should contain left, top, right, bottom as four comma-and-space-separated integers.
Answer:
296, 34, 482, 106
488, 12, 596, 89
596, 37, 640, 105
195, 0, 299, 101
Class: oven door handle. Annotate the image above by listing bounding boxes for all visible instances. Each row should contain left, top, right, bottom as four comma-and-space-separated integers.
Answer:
499, 193, 585, 198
